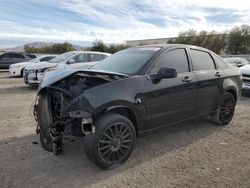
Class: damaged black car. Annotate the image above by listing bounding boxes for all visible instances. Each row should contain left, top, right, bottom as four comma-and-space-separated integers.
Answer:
34, 44, 242, 169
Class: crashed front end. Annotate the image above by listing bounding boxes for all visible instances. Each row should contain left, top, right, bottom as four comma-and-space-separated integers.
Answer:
34, 69, 126, 154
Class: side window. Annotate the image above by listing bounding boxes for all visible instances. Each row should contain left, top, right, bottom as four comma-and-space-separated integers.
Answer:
74, 54, 88, 63
90, 54, 106, 62
190, 50, 215, 71
151, 48, 189, 73
14, 53, 25, 59
212, 54, 228, 70
40, 56, 54, 62
1, 53, 12, 58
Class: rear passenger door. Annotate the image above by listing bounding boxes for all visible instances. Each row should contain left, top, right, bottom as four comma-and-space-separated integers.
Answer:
189, 49, 221, 116
145, 48, 197, 129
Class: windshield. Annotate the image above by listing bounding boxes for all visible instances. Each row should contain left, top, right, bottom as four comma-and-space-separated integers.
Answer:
91, 47, 161, 75
49, 52, 75, 63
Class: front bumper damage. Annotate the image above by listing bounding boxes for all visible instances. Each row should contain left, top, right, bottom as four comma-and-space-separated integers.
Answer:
33, 69, 127, 154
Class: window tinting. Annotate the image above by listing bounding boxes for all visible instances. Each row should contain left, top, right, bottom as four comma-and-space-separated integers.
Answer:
14, 54, 25, 58
1, 53, 12, 58
90, 54, 106, 62
152, 48, 189, 73
40, 56, 55, 62
91, 47, 161, 75
74, 54, 88, 63
190, 50, 215, 71
212, 54, 228, 69
27, 54, 36, 58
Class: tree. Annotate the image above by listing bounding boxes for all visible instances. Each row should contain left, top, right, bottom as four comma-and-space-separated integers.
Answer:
24, 42, 75, 54
227, 25, 250, 54
91, 40, 108, 52
167, 29, 227, 54
90, 40, 130, 53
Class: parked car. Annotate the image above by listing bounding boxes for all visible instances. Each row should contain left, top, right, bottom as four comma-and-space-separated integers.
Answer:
34, 44, 242, 169
224, 57, 249, 67
0, 52, 34, 69
24, 51, 110, 86
9, 55, 57, 76
239, 64, 250, 90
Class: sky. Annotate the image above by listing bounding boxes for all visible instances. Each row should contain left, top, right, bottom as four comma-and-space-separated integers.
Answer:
0, 0, 250, 48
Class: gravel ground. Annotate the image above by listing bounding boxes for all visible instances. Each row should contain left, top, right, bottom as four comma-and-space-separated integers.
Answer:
0, 71, 249, 188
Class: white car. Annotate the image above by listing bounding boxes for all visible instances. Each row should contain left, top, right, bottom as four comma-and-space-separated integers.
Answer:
9, 55, 57, 76
239, 64, 250, 90
224, 57, 249, 67
23, 51, 111, 86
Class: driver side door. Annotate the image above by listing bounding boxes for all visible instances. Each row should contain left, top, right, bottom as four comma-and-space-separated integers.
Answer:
145, 48, 197, 130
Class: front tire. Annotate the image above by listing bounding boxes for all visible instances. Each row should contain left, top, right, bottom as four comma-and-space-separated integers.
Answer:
37, 92, 53, 152
211, 92, 236, 125
84, 113, 136, 169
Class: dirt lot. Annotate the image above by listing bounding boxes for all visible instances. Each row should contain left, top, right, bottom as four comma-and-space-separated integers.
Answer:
0, 70, 249, 188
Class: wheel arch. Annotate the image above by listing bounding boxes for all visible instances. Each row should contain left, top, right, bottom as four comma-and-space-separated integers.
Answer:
224, 87, 238, 102
94, 105, 139, 137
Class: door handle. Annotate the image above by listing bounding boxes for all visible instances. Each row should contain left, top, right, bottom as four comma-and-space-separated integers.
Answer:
183, 76, 192, 82
215, 71, 222, 77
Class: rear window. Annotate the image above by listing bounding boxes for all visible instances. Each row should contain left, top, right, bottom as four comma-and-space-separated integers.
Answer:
190, 49, 215, 71
212, 54, 228, 69
90, 54, 107, 62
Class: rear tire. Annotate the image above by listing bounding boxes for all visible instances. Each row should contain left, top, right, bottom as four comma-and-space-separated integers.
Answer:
37, 92, 53, 152
211, 92, 236, 125
84, 113, 136, 169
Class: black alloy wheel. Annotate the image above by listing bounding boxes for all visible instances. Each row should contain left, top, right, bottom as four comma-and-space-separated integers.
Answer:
211, 92, 236, 125
220, 95, 235, 123
98, 122, 133, 164
84, 113, 136, 169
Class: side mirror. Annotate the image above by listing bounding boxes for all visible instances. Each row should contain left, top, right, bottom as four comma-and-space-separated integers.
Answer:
67, 58, 75, 64
149, 67, 177, 82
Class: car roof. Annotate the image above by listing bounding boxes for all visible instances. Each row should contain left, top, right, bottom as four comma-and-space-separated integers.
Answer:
132, 44, 211, 52
70, 51, 111, 56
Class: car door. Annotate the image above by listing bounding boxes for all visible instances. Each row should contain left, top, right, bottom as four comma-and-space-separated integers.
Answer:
145, 48, 197, 130
69, 53, 90, 69
189, 48, 221, 116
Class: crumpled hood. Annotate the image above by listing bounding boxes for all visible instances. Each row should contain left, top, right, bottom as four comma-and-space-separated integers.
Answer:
38, 69, 129, 92
239, 64, 250, 75
25, 61, 58, 70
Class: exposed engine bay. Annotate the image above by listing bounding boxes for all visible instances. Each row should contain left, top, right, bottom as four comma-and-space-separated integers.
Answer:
34, 71, 126, 154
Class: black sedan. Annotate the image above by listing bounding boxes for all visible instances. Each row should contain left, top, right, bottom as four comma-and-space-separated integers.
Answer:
35, 44, 242, 169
